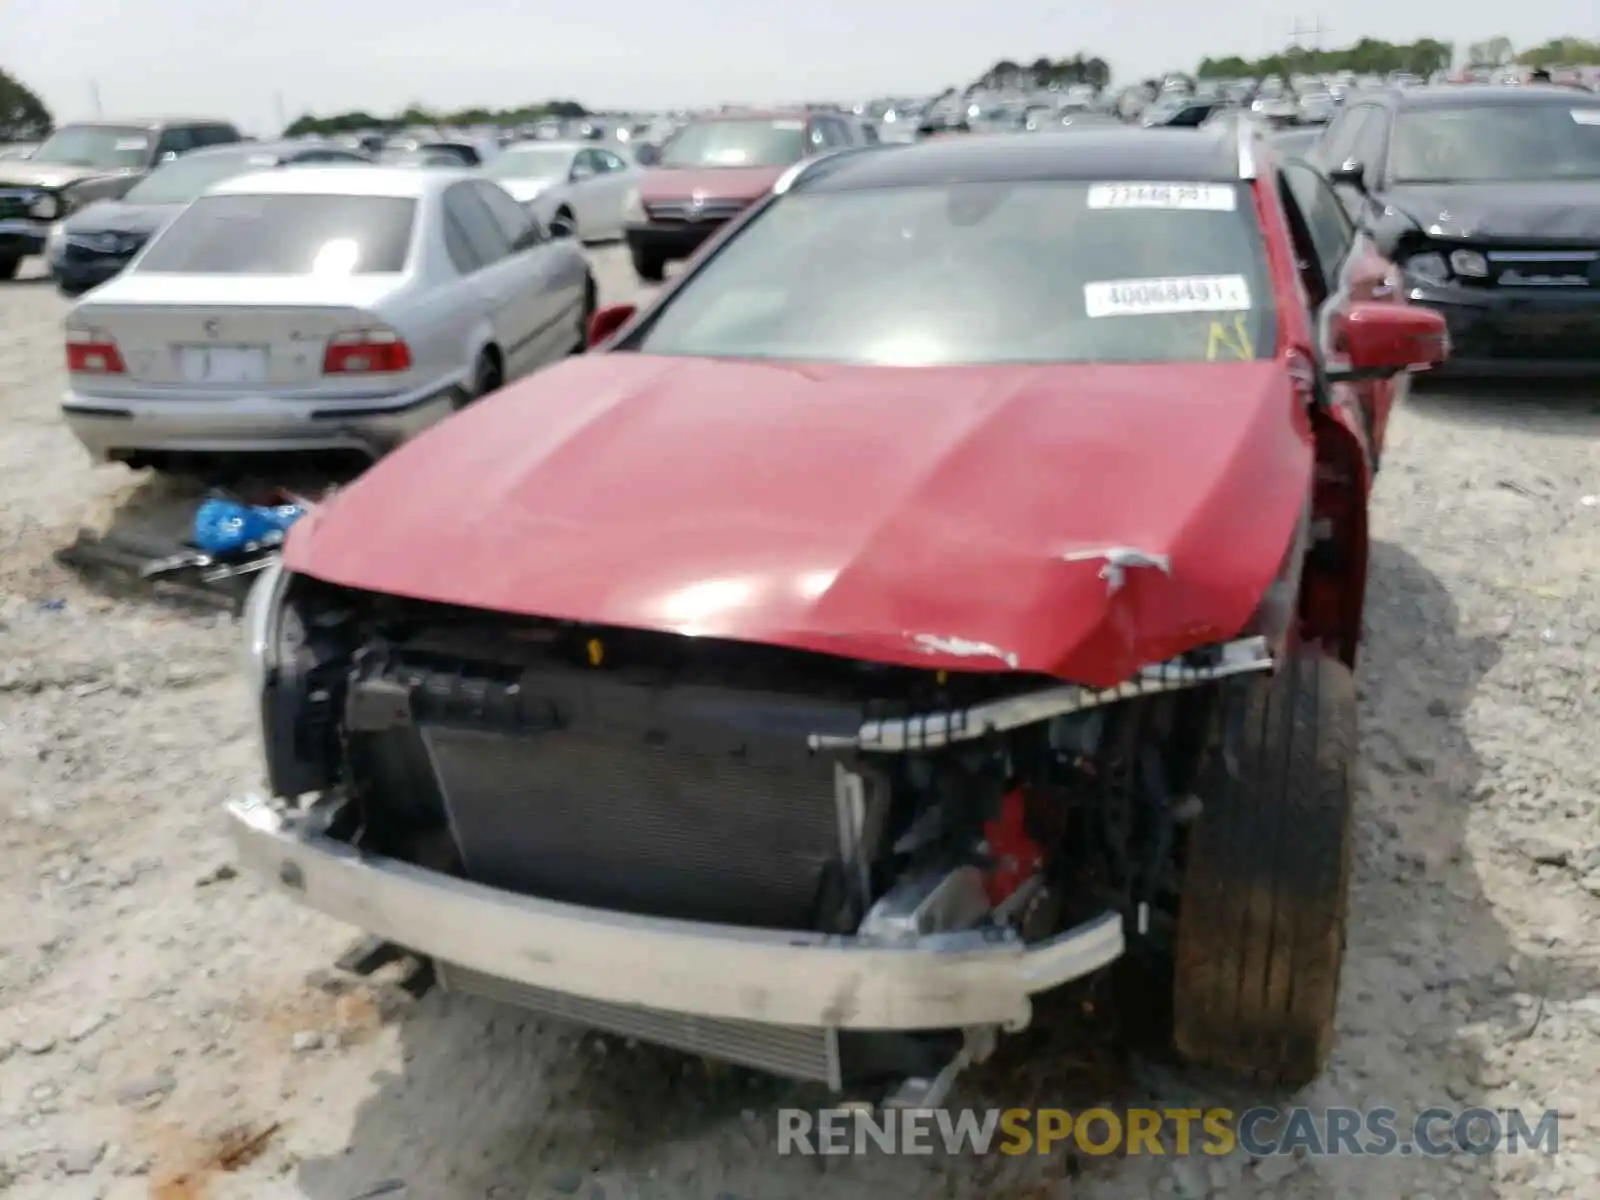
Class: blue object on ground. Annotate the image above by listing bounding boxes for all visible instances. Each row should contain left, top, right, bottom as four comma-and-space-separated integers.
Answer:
192, 497, 306, 556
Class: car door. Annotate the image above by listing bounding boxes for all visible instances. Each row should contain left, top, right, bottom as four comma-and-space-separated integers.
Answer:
565, 149, 608, 236
442, 182, 532, 374
592, 149, 637, 238
1279, 160, 1405, 466
473, 180, 579, 368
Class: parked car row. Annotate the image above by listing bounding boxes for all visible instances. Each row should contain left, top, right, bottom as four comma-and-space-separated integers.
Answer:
47, 140, 373, 296
16, 81, 1600, 474
0, 117, 245, 279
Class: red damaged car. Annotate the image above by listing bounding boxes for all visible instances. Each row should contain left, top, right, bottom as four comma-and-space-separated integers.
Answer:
623, 110, 862, 282
231, 128, 1447, 1102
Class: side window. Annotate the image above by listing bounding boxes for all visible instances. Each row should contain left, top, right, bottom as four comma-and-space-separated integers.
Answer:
1307, 110, 1349, 167
572, 148, 602, 178
442, 207, 480, 274
155, 128, 197, 158
474, 181, 537, 248
1322, 107, 1373, 169
1351, 109, 1389, 182
443, 183, 511, 268
1281, 162, 1355, 287
806, 121, 828, 152
596, 150, 629, 172
209, 125, 243, 146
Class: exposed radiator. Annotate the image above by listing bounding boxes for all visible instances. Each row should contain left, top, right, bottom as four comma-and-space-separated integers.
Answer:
421, 720, 843, 928
346, 658, 863, 931
437, 960, 842, 1088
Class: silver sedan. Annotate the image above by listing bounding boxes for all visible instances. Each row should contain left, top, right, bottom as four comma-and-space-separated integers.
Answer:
62, 166, 595, 470
483, 141, 642, 241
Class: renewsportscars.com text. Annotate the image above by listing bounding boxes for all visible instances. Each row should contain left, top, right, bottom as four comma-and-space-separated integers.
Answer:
776, 1106, 1562, 1158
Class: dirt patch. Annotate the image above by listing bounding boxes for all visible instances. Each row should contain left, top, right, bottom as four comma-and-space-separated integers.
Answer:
146, 1121, 284, 1199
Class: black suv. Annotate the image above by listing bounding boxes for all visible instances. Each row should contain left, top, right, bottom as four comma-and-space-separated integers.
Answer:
0, 118, 241, 279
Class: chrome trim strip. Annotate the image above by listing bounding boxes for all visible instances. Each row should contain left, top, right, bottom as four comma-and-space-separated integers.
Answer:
809, 636, 1272, 753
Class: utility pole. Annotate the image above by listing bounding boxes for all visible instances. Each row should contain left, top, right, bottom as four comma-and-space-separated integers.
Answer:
1289, 18, 1330, 50
274, 92, 288, 135
89, 81, 102, 117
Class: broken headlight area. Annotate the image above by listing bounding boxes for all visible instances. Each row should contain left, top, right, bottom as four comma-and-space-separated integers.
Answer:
244, 579, 1270, 1088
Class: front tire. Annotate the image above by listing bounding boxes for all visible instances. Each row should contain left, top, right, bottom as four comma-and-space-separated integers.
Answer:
456, 349, 503, 410
630, 246, 665, 283
571, 275, 597, 354
0, 255, 20, 281
550, 206, 577, 240
1171, 651, 1356, 1087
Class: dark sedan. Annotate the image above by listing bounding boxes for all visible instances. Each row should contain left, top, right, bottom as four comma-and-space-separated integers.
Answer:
1309, 85, 1600, 376
47, 140, 370, 296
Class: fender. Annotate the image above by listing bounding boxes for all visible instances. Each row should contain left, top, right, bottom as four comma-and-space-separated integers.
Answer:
1302, 404, 1371, 667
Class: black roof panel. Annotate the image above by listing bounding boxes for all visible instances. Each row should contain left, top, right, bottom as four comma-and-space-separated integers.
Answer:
800, 128, 1245, 191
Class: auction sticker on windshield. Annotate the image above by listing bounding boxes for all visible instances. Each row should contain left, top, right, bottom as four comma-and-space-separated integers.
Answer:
1087, 182, 1236, 210
1084, 275, 1251, 317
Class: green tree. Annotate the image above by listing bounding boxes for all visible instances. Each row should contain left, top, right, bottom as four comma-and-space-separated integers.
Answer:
1466, 36, 1515, 66
973, 54, 1113, 91
281, 98, 589, 138
0, 66, 53, 141
1194, 37, 1452, 79
1517, 37, 1600, 66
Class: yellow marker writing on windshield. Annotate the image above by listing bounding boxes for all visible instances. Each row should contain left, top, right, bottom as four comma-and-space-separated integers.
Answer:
1206, 315, 1254, 361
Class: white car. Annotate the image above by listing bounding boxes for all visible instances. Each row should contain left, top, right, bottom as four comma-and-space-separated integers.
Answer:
483, 141, 642, 242
62, 167, 594, 471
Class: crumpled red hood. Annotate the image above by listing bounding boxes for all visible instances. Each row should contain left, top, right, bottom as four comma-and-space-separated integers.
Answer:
285, 356, 1312, 687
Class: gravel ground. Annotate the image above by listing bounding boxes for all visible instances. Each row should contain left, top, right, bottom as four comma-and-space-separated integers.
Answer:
1, 248, 1597, 1200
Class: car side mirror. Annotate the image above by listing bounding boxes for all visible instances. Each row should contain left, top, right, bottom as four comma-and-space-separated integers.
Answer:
1324, 302, 1449, 382
569, 163, 595, 182
587, 303, 637, 348
1328, 159, 1367, 191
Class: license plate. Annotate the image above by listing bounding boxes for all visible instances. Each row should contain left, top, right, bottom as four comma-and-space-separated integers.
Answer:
177, 345, 268, 384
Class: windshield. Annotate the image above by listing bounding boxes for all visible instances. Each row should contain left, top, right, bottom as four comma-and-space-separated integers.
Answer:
658, 119, 807, 168
135, 193, 415, 274
31, 125, 152, 170
631, 180, 1276, 365
123, 149, 276, 204
485, 146, 574, 180
1391, 104, 1600, 182
380, 148, 467, 167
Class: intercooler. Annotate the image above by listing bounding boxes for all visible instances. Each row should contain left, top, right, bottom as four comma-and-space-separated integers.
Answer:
436, 961, 842, 1087
345, 656, 868, 931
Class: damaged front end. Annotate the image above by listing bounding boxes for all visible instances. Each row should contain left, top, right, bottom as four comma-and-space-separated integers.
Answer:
231, 562, 1273, 1101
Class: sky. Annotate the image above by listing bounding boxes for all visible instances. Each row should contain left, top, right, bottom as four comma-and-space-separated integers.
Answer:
5, 0, 1587, 133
